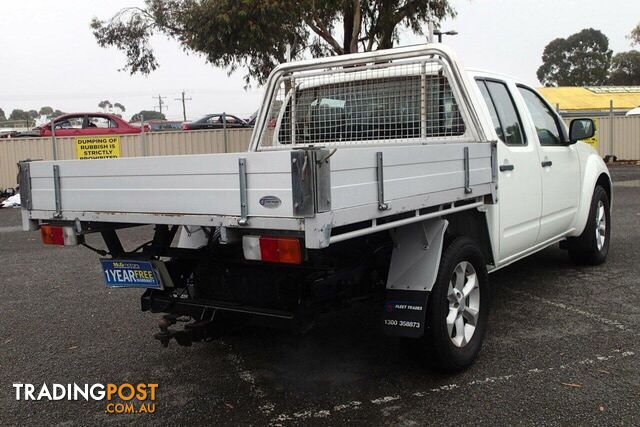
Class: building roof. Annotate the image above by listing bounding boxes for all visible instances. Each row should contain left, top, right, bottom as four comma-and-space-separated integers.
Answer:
538, 86, 640, 111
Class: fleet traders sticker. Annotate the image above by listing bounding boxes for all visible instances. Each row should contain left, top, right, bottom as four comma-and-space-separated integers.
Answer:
76, 136, 121, 159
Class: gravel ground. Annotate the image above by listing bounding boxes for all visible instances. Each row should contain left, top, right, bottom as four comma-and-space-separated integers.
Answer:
0, 165, 639, 425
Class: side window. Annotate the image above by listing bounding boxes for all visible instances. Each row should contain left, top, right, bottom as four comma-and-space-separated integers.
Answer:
517, 86, 563, 145
476, 80, 505, 142
86, 116, 117, 128
55, 116, 83, 129
482, 80, 526, 146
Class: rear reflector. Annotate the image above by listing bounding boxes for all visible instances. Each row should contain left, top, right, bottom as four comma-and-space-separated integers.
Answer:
242, 235, 302, 264
41, 225, 78, 246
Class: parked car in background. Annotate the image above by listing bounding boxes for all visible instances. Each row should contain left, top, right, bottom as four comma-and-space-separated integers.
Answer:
626, 106, 640, 116
246, 110, 278, 128
182, 114, 250, 131
34, 113, 147, 137
146, 120, 184, 132
245, 112, 257, 127
0, 131, 20, 139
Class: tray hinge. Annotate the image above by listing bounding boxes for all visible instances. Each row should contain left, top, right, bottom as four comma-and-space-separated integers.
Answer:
376, 152, 390, 211
464, 146, 472, 194
53, 165, 62, 218
238, 158, 248, 225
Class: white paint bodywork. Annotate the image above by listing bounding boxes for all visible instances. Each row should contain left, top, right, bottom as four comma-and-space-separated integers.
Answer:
466, 69, 611, 270
21, 45, 611, 276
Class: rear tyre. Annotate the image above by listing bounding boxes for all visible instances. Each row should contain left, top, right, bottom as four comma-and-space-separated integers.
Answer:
567, 185, 610, 266
422, 237, 489, 372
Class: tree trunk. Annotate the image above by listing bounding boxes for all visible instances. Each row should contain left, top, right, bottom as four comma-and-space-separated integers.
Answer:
342, 0, 361, 54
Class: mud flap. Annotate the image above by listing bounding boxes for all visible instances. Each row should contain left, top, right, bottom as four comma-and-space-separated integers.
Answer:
382, 290, 429, 338
382, 219, 448, 338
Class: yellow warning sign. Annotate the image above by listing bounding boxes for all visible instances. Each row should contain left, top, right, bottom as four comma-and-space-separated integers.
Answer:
583, 118, 599, 150
76, 136, 121, 160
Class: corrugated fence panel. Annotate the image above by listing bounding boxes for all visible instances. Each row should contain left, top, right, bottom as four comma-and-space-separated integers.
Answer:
0, 129, 253, 188
563, 116, 640, 160
2, 120, 636, 189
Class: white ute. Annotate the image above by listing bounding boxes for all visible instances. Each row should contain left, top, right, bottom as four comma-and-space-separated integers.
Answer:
19, 44, 611, 371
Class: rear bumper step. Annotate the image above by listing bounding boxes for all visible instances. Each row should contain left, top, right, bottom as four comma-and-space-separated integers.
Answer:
141, 289, 295, 322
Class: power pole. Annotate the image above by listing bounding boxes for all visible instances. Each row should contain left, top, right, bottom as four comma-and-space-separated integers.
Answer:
174, 90, 192, 121
153, 94, 167, 116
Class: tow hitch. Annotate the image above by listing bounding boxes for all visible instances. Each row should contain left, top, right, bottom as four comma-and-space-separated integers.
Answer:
154, 314, 223, 347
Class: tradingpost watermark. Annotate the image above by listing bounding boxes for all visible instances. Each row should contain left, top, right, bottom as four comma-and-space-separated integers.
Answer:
13, 383, 158, 414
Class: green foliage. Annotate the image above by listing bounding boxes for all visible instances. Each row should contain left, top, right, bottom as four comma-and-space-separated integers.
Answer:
98, 100, 125, 114
609, 50, 640, 85
39, 106, 54, 117
91, 0, 454, 85
130, 110, 165, 121
9, 109, 29, 121
631, 23, 640, 46
0, 107, 5, 121
537, 28, 612, 87
51, 109, 65, 119
98, 100, 113, 111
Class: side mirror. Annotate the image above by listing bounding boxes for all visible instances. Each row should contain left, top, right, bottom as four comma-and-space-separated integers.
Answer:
569, 118, 595, 144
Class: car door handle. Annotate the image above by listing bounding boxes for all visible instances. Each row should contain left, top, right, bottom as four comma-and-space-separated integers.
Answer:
541, 160, 553, 167
499, 164, 515, 172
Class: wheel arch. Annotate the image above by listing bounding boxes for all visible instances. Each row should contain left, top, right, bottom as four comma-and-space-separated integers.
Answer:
444, 209, 495, 268
570, 151, 612, 237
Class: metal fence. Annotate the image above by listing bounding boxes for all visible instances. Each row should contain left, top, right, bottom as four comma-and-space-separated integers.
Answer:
561, 115, 640, 161
0, 128, 253, 189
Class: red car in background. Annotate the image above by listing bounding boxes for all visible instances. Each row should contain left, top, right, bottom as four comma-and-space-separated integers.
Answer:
36, 113, 147, 137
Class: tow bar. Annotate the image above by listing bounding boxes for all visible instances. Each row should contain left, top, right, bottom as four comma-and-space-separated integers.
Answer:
154, 314, 223, 347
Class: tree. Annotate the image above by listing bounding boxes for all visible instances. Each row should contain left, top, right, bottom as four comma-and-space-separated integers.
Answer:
91, 0, 455, 85
28, 110, 39, 119
609, 50, 640, 85
98, 100, 113, 111
114, 102, 126, 113
130, 110, 165, 122
537, 28, 612, 87
0, 107, 5, 121
9, 109, 29, 121
631, 23, 640, 46
51, 109, 65, 119
39, 106, 54, 117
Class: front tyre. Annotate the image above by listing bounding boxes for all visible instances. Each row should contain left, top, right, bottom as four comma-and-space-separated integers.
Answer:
567, 185, 610, 266
423, 237, 489, 372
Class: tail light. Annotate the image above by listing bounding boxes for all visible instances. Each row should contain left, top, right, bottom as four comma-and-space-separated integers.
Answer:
242, 236, 302, 264
41, 225, 78, 246
182, 124, 190, 130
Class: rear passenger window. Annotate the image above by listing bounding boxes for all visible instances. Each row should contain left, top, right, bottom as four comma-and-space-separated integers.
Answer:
86, 116, 117, 128
476, 79, 526, 146
477, 81, 505, 142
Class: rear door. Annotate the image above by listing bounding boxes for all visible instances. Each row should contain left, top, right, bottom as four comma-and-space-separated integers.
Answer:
53, 115, 85, 137
476, 78, 543, 262
83, 115, 119, 135
516, 86, 581, 242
